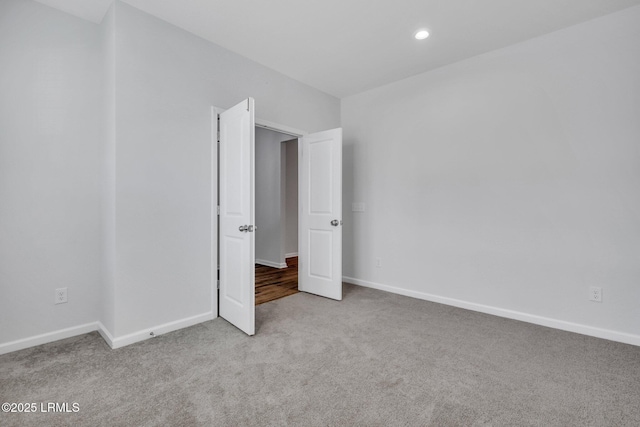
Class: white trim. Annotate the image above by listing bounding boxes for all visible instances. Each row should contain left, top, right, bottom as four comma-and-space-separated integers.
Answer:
107, 311, 215, 349
212, 104, 307, 137
211, 106, 220, 319
255, 118, 306, 137
256, 259, 288, 269
0, 322, 99, 355
96, 321, 115, 348
0, 312, 217, 355
285, 252, 298, 259
343, 276, 640, 347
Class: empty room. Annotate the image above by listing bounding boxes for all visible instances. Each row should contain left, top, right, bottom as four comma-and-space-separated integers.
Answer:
1, 0, 639, 426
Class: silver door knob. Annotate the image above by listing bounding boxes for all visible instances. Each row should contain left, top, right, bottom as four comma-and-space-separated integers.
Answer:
239, 225, 247, 232
331, 219, 339, 226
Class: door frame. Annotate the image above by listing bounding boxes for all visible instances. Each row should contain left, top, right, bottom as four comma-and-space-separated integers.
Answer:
211, 105, 307, 318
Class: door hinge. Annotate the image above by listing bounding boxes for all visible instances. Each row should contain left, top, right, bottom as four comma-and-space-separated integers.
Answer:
217, 205, 220, 216
217, 115, 220, 142
217, 280, 220, 290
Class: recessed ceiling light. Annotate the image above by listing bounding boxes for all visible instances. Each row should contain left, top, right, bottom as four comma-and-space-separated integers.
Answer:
414, 29, 430, 40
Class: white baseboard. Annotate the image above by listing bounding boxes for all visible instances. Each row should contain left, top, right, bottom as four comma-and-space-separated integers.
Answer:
96, 321, 115, 348
256, 259, 288, 269
285, 252, 298, 259
0, 322, 100, 355
107, 311, 215, 349
0, 312, 216, 355
343, 276, 640, 347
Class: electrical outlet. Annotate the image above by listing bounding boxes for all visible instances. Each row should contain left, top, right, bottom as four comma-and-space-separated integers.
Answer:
589, 286, 602, 303
55, 287, 68, 304
375, 258, 382, 268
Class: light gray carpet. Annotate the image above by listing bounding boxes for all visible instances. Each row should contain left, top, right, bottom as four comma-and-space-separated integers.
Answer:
1, 284, 639, 426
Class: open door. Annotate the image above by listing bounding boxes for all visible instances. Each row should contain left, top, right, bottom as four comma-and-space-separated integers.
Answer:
298, 128, 343, 300
219, 98, 255, 335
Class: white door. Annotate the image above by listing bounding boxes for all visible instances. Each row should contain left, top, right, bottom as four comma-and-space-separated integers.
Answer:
298, 128, 343, 300
219, 98, 255, 335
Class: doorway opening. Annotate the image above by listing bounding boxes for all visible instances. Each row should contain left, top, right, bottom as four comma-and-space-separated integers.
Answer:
215, 99, 343, 336
254, 127, 299, 305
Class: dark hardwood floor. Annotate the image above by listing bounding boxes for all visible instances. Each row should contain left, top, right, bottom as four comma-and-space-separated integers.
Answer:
255, 257, 299, 305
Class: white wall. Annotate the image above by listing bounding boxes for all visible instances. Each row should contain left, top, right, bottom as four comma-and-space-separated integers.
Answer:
108, 1, 340, 338
255, 127, 291, 268
285, 140, 299, 257
0, 0, 103, 344
0, 0, 339, 351
342, 6, 640, 344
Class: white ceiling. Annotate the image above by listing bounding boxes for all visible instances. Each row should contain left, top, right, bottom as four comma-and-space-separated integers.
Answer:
35, 0, 640, 98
